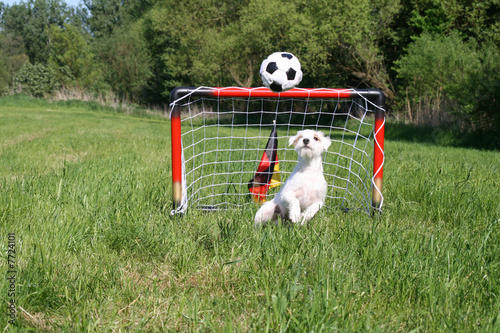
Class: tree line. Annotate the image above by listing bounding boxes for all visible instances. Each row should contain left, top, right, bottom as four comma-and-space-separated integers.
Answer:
0, 0, 498, 139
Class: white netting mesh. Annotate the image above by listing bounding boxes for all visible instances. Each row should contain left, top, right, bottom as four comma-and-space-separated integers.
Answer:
170, 87, 384, 215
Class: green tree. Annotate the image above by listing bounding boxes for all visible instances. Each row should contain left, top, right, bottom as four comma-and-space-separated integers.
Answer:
228, 0, 326, 87
83, 0, 124, 38
48, 23, 104, 90
1, 0, 73, 64
143, 0, 239, 91
95, 25, 153, 102
0, 54, 10, 95
309, 0, 399, 99
389, 0, 500, 57
396, 33, 481, 102
0, 33, 29, 93
396, 32, 500, 133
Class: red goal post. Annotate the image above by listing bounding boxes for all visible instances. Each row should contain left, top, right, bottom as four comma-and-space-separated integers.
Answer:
170, 87, 385, 214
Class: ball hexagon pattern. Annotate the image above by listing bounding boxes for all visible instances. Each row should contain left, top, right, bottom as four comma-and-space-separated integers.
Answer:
260, 52, 303, 93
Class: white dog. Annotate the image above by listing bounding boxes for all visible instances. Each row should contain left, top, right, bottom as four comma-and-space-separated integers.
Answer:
254, 129, 331, 227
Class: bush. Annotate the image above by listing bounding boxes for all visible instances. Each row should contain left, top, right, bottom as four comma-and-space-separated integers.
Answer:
14, 62, 60, 98
395, 33, 500, 144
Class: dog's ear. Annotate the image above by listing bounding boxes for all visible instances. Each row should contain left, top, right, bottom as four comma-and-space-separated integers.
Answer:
322, 135, 332, 150
318, 131, 331, 150
289, 131, 303, 147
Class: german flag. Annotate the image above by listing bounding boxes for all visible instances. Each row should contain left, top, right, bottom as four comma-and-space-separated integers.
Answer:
248, 123, 281, 203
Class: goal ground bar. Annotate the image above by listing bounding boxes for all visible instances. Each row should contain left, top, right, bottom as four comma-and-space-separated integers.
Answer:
170, 87, 385, 212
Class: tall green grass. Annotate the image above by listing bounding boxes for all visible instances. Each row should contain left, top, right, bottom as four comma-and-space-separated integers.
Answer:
1, 95, 499, 331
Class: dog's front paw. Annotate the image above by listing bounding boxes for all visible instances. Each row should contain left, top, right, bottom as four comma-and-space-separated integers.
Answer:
254, 212, 269, 229
300, 202, 323, 225
289, 208, 301, 224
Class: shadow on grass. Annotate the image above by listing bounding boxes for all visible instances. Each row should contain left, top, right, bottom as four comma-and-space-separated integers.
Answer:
386, 121, 499, 151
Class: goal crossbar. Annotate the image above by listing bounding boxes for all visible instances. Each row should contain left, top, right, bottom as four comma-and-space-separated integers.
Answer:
170, 86, 385, 215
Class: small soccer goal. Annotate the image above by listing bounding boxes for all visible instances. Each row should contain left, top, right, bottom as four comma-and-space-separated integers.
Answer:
170, 87, 385, 215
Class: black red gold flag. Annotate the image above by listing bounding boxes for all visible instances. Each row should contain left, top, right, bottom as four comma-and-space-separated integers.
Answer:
248, 123, 281, 203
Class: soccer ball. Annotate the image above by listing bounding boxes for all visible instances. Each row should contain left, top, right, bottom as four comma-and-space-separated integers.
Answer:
260, 52, 302, 93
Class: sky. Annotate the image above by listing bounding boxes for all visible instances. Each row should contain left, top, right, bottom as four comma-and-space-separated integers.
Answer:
2, 0, 83, 7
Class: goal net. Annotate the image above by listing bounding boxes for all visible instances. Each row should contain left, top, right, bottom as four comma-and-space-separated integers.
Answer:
170, 87, 385, 215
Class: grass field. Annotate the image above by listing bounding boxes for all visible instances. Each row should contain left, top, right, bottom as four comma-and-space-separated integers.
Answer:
1, 94, 499, 332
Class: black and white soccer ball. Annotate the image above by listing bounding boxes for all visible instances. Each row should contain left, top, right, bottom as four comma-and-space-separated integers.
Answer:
260, 52, 303, 93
